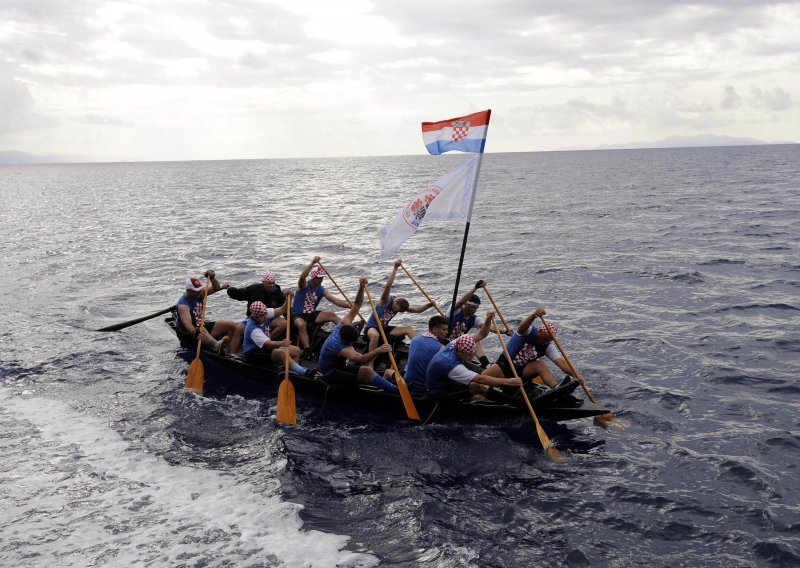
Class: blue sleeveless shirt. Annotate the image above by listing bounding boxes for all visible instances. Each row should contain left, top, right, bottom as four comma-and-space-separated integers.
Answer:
176, 293, 204, 333
404, 333, 443, 389
318, 324, 350, 377
365, 295, 397, 331
243, 318, 270, 354
425, 345, 463, 396
447, 307, 477, 339
291, 283, 326, 316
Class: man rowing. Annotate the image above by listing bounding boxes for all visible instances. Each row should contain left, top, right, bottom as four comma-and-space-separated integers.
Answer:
317, 276, 397, 393
242, 301, 318, 378
175, 270, 236, 354
291, 256, 352, 355
446, 280, 492, 367
227, 271, 288, 353
425, 312, 522, 402
483, 307, 584, 388
364, 259, 434, 367
390, 314, 449, 393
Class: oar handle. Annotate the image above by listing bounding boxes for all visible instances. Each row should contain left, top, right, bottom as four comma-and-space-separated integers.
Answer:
483, 285, 512, 335
538, 315, 599, 405
284, 292, 292, 380
493, 319, 559, 456
399, 263, 445, 318
316, 262, 367, 324
195, 278, 211, 358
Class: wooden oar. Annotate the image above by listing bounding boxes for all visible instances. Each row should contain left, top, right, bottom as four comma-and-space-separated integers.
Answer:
538, 314, 616, 425
482, 285, 512, 335
493, 319, 564, 463
398, 262, 446, 318
316, 262, 367, 325
97, 305, 177, 332
364, 286, 420, 421
184, 280, 210, 394
276, 292, 297, 425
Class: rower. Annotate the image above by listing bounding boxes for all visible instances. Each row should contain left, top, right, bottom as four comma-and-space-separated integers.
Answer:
482, 307, 584, 388
317, 277, 397, 392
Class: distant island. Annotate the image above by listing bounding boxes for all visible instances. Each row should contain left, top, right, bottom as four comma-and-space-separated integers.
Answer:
2, 134, 797, 164
580, 134, 797, 151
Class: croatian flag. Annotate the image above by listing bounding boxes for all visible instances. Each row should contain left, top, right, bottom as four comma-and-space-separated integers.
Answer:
421, 109, 491, 155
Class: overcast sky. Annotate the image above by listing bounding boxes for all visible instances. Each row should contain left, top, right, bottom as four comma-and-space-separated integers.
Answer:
1, 0, 798, 161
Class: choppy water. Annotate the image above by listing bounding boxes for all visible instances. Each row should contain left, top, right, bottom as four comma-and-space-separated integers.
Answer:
1, 145, 798, 567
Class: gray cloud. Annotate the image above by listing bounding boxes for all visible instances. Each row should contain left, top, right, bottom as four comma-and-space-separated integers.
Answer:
721, 85, 742, 109
749, 86, 793, 111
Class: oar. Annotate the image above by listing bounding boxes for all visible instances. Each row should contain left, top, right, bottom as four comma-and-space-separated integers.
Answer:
482, 285, 512, 335
184, 279, 210, 394
398, 262, 446, 318
364, 285, 420, 421
316, 262, 367, 325
276, 292, 297, 425
537, 314, 616, 426
97, 305, 177, 332
493, 319, 564, 463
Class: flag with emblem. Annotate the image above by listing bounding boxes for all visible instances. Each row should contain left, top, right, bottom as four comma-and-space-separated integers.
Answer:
421, 109, 491, 155
378, 156, 480, 260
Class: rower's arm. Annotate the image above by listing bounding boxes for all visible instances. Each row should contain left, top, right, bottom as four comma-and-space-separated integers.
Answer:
518, 308, 545, 334
379, 260, 401, 306
177, 304, 195, 332
298, 256, 320, 289
341, 277, 367, 324
472, 374, 522, 388
454, 279, 486, 310
324, 289, 351, 309
408, 301, 434, 314
342, 343, 391, 364
471, 311, 495, 343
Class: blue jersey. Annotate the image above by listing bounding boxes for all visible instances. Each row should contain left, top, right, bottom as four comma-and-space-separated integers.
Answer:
243, 318, 270, 354
425, 345, 463, 396
318, 324, 350, 377
404, 334, 443, 390
365, 295, 397, 331
291, 283, 326, 316
447, 307, 477, 339
176, 293, 203, 333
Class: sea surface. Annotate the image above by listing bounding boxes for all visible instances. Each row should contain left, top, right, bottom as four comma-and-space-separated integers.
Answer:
1, 145, 798, 567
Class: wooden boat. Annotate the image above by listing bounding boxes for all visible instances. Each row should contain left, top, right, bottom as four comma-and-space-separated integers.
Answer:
166, 314, 610, 423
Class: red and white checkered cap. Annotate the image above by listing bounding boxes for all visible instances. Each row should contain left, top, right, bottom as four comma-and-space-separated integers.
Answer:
453, 334, 477, 354
261, 272, 276, 284
310, 267, 326, 279
250, 301, 268, 318
185, 277, 204, 291
538, 322, 559, 337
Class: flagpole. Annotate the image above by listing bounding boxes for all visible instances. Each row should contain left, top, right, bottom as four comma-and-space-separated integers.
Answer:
448, 150, 485, 335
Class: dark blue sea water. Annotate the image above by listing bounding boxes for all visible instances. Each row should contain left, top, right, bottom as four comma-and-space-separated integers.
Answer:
1, 145, 798, 567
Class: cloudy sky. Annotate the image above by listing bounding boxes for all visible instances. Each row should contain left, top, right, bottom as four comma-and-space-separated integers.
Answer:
1, 0, 798, 161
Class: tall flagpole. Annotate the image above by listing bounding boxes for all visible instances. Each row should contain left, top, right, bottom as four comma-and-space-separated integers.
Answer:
448, 110, 491, 334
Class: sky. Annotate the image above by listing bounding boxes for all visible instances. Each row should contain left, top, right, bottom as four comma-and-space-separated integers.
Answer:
1, 0, 798, 161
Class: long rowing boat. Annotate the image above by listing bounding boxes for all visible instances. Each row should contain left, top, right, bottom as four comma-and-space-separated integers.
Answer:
166, 314, 610, 423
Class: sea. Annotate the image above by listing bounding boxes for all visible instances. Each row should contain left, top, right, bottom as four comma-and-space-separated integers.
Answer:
1, 145, 798, 567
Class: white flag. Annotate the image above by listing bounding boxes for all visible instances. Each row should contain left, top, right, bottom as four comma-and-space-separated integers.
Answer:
378, 156, 479, 261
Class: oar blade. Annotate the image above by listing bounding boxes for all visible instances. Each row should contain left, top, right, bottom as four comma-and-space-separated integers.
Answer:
545, 444, 566, 464
185, 358, 204, 394
276, 378, 297, 425
396, 377, 420, 421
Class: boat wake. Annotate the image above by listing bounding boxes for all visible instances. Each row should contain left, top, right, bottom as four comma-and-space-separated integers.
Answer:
0, 388, 378, 568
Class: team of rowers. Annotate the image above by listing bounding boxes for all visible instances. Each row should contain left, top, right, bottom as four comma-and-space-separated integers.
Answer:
175, 257, 585, 403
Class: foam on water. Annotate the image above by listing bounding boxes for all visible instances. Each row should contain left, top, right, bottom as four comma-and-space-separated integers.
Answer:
0, 388, 377, 568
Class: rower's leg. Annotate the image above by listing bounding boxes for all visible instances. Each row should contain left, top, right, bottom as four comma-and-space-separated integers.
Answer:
526, 359, 556, 388
294, 317, 310, 349
230, 321, 245, 353
365, 328, 380, 368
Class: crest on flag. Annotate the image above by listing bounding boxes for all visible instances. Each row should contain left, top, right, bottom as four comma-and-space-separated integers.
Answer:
402, 185, 443, 229
451, 120, 470, 142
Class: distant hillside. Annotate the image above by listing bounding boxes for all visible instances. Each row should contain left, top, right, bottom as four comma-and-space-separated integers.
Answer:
589, 134, 797, 151
0, 151, 101, 165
